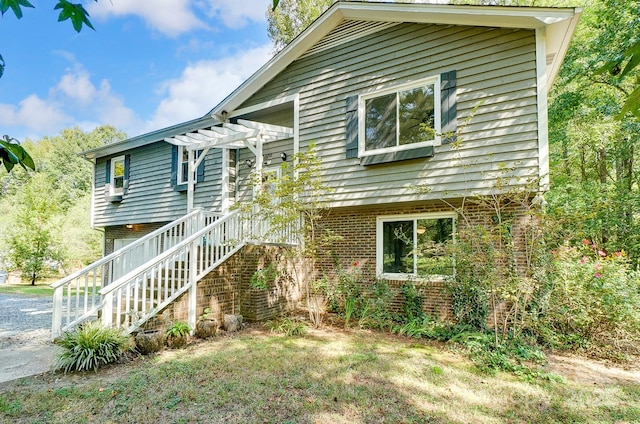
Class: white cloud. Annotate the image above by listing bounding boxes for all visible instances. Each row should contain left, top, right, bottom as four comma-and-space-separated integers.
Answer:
87, 0, 206, 37
54, 65, 97, 105
0, 95, 70, 135
0, 64, 140, 140
52, 65, 139, 130
146, 44, 272, 131
203, 0, 268, 29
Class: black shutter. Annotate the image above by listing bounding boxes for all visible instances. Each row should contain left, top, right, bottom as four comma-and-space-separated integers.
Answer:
104, 158, 111, 198
345, 95, 359, 158
441, 70, 457, 143
170, 145, 178, 187
196, 150, 205, 183
123, 154, 131, 192
105, 159, 111, 184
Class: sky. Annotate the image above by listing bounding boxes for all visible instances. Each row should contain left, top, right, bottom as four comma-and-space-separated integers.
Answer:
0, 0, 275, 142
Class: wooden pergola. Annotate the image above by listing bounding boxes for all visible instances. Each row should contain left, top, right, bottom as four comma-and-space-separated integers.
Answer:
164, 119, 294, 212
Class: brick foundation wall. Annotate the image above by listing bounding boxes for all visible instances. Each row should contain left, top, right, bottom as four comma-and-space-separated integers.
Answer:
104, 222, 169, 255
315, 199, 532, 323
142, 244, 305, 332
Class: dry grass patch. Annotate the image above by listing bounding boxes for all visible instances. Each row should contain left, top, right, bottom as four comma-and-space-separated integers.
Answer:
0, 325, 638, 423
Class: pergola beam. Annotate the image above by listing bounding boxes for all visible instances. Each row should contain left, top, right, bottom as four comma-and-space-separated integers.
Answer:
163, 119, 293, 213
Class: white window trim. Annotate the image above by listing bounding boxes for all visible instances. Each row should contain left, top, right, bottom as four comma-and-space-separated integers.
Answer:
376, 211, 456, 281
177, 145, 189, 185
110, 155, 125, 196
252, 165, 282, 200
358, 75, 441, 158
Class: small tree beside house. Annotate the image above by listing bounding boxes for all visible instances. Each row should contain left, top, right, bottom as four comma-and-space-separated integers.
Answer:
8, 174, 64, 285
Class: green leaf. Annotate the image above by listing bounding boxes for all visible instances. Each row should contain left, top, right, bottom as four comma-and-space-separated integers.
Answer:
617, 84, 640, 119
619, 41, 640, 79
54, 0, 95, 32
0, 53, 4, 79
0, 0, 34, 19
0, 136, 35, 172
272, 0, 279, 11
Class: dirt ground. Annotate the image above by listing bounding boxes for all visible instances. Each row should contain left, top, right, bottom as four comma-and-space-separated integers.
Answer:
546, 352, 640, 385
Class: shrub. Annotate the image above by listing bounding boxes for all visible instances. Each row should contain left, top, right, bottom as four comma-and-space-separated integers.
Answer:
265, 317, 308, 336
55, 321, 133, 372
358, 279, 395, 329
399, 282, 425, 323
535, 242, 640, 353
166, 321, 192, 338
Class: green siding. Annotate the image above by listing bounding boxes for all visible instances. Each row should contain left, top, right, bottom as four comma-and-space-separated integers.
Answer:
93, 142, 224, 227
238, 22, 539, 206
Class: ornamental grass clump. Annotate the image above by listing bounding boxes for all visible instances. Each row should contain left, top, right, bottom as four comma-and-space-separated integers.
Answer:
55, 321, 133, 373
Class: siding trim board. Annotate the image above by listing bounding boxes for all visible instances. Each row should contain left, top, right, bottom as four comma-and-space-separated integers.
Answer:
535, 27, 549, 191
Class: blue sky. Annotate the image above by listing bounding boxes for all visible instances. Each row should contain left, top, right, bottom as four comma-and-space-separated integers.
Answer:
0, 0, 274, 142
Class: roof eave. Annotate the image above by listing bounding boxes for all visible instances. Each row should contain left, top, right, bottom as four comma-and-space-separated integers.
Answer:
81, 115, 221, 160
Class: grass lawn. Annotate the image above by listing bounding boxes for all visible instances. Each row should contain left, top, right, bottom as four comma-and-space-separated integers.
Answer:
1, 325, 639, 423
0, 282, 53, 297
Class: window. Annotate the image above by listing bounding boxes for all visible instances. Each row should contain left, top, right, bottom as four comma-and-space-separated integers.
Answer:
360, 76, 440, 156
177, 145, 189, 185
110, 155, 126, 196
376, 212, 455, 279
171, 145, 205, 191
253, 166, 282, 200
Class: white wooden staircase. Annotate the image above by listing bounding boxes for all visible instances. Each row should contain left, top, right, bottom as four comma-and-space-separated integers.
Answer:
51, 208, 297, 339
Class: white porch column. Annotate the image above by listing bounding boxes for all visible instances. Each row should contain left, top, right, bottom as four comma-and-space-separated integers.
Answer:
187, 148, 196, 212
188, 240, 197, 332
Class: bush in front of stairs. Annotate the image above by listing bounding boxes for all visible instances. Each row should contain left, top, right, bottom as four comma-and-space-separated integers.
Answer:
55, 321, 134, 372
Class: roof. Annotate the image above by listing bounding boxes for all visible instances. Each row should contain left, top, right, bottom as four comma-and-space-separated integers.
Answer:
210, 0, 582, 120
85, 0, 581, 159
81, 115, 220, 160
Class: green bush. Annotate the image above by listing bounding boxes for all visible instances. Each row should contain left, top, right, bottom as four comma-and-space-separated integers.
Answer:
166, 321, 192, 338
265, 317, 308, 336
359, 279, 395, 329
399, 282, 425, 323
535, 242, 640, 353
55, 321, 133, 372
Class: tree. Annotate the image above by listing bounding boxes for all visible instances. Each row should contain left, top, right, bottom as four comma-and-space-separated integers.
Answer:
8, 173, 64, 285
267, 0, 335, 51
596, 39, 640, 118
547, 0, 640, 264
0, 126, 124, 279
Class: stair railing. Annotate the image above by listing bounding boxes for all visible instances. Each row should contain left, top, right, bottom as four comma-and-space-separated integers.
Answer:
51, 209, 219, 338
99, 210, 245, 334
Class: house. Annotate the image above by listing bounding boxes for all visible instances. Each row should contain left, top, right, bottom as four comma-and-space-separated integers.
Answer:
52, 1, 581, 338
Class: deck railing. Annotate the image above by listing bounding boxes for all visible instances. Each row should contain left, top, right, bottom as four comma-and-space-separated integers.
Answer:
51, 209, 220, 338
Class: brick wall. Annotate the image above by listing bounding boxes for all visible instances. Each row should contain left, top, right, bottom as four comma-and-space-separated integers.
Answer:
143, 244, 305, 331
104, 222, 169, 255
315, 199, 532, 323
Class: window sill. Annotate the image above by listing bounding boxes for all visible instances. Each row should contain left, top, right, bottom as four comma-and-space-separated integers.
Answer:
360, 146, 434, 166
379, 272, 453, 283
106, 194, 123, 203
173, 183, 187, 192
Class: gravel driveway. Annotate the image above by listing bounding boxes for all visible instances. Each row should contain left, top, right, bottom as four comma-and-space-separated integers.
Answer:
0, 294, 62, 384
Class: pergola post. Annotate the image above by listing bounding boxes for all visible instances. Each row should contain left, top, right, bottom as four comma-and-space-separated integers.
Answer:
187, 148, 195, 212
